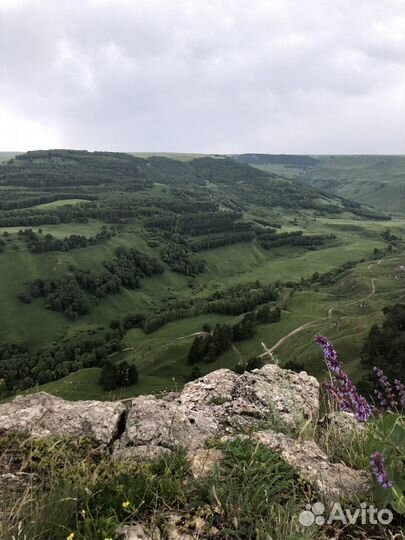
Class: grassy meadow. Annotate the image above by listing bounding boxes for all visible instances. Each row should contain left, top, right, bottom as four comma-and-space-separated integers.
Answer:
0, 150, 403, 401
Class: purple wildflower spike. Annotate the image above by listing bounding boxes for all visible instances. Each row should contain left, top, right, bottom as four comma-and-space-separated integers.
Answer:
314, 335, 342, 374
373, 367, 398, 410
315, 335, 373, 422
394, 379, 405, 409
370, 452, 394, 489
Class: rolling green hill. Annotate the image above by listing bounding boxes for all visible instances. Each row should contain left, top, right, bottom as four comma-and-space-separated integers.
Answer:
0, 149, 403, 401
234, 154, 405, 214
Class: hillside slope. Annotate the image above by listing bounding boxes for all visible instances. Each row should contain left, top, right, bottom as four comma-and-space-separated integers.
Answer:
0, 150, 402, 401
233, 154, 405, 214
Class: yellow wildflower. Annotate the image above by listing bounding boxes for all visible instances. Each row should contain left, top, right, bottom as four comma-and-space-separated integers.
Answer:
67, 534, 75, 540
122, 500, 131, 509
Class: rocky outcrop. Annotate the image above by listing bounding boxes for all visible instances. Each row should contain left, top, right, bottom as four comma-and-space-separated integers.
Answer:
251, 430, 372, 504
0, 364, 371, 506
114, 394, 220, 460
0, 392, 125, 445
179, 366, 319, 431
113, 365, 319, 459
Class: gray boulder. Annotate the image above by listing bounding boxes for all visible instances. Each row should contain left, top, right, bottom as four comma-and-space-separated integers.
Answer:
115, 365, 319, 459
114, 394, 220, 460
180, 365, 319, 431
0, 392, 125, 445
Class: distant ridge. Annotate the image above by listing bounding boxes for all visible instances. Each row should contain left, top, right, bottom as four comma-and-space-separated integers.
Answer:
233, 154, 319, 167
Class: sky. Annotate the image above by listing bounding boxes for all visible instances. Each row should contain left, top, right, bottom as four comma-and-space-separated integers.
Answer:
0, 0, 404, 154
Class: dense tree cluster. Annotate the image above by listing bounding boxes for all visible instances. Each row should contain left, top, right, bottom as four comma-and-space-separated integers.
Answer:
30, 277, 89, 320
350, 207, 390, 221
204, 282, 279, 316
141, 307, 196, 334
191, 231, 255, 251
74, 270, 122, 298
160, 243, 205, 275
302, 260, 358, 287
0, 208, 64, 228
0, 192, 96, 211
104, 246, 164, 282
188, 323, 234, 364
109, 282, 280, 335
381, 229, 400, 246
256, 229, 336, 250
178, 212, 243, 236
0, 150, 153, 190
24, 247, 164, 318
188, 305, 281, 364
99, 359, 139, 390
0, 336, 122, 395
18, 226, 112, 253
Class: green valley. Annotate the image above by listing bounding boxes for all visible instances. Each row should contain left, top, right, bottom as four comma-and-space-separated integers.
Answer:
0, 150, 403, 401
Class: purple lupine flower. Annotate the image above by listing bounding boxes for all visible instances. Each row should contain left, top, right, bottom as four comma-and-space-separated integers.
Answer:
315, 335, 373, 422
373, 367, 398, 410
314, 335, 342, 374
370, 452, 394, 489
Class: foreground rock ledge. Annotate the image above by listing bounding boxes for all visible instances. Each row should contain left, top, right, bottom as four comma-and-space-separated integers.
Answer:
115, 365, 320, 459
0, 366, 371, 504
0, 392, 125, 445
0, 365, 319, 454
251, 430, 372, 504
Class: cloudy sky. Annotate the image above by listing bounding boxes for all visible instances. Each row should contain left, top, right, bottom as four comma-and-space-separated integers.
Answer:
0, 0, 403, 153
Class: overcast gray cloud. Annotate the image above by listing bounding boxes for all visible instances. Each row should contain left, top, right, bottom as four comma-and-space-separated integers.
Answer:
0, 0, 403, 153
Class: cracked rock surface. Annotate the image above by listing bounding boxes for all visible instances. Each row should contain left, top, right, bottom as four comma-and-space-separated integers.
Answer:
114, 365, 319, 459
0, 365, 371, 505
0, 392, 125, 445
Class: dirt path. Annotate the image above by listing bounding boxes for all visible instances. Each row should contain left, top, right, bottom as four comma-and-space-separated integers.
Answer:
328, 258, 382, 319
176, 331, 208, 341
265, 259, 383, 355
327, 277, 377, 319
108, 347, 134, 358
368, 259, 382, 270
259, 320, 319, 357
231, 342, 243, 360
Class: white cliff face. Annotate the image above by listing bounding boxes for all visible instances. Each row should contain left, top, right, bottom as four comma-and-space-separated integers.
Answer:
0, 364, 371, 504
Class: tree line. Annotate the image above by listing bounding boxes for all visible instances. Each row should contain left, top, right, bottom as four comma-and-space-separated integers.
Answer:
18, 226, 112, 253
0, 334, 123, 396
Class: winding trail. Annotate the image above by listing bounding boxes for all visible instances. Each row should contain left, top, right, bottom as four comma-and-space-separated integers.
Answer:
259, 320, 319, 357
176, 331, 208, 341
262, 259, 383, 356
327, 277, 377, 319
110, 261, 385, 365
